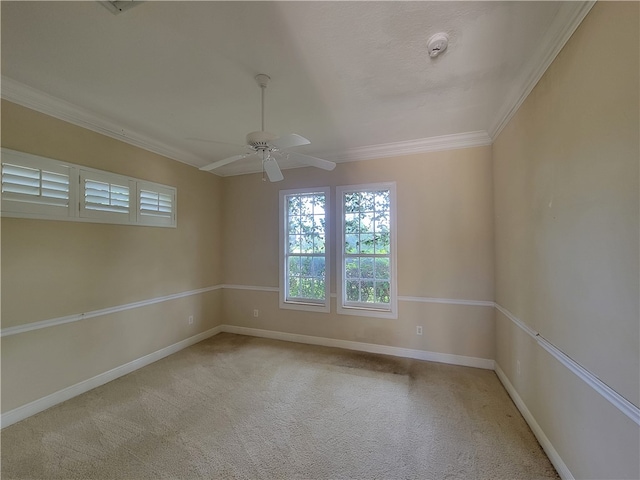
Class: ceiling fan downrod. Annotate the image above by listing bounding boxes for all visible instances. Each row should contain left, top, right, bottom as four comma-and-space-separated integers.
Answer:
255, 74, 270, 133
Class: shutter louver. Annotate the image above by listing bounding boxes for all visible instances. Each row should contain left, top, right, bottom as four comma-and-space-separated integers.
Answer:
84, 180, 129, 213
1, 163, 69, 207
140, 190, 173, 217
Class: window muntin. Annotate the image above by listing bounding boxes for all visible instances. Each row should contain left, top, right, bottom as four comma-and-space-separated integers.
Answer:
280, 188, 330, 312
338, 183, 397, 318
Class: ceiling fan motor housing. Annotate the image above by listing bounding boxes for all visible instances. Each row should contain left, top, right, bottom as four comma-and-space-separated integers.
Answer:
246, 130, 277, 150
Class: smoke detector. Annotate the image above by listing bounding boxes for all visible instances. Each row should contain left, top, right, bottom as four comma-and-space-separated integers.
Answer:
427, 33, 449, 58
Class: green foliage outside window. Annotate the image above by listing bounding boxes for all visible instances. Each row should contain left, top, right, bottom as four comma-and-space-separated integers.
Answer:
286, 193, 326, 301
344, 190, 391, 305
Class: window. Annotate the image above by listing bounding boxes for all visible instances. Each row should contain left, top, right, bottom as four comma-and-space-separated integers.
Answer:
1, 149, 74, 218
279, 188, 330, 312
137, 181, 176, 227
337, 183, 397, 318
1, 148, 176, 227
79, 169, 134, 222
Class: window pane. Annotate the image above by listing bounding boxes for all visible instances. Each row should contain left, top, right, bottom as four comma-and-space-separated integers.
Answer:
289, 235, 301, 253
360, 257, 374, 278
300, 257, 313, 276
288, 277, 300, 298
375, 281, 390, 304
299, 278, 314, 298
346, 258, 359, 278
311, 257, 325, 278
344, 193, 360, 213
375, 257, 390, 280
301, 235, 314, 253
361, 281, 375, 302
345, 213, 359, 233
288, 256, 301, 275
360, 212, 374, 233
313, 233, 325, 254
359, 234, 374, 254
346, 280, 360, 302
312, 279, 325, 299
345, 234, 359, 254
374, 232, 390, 254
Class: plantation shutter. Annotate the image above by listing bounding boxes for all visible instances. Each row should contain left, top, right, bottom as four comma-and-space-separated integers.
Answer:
1, 163, 70, 207
79, 169, 134, 222
84, 179, 129, 213
137, 181, 176, 226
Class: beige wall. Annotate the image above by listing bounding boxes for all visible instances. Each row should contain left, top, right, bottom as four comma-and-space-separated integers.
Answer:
222, 147, 496, 360
1, 101, 224, 411
493, 2, 639, 478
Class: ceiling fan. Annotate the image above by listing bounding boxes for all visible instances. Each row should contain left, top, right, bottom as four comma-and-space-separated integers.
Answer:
198, 74, 336, 182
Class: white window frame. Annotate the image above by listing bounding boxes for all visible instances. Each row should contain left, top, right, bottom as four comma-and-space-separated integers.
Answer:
336, 182, 398, 319
137, 181, 177, 227
1, 148, 177, 228
79, 169, 136, 224
279, 187, 331, 313
1, 149, 78, 219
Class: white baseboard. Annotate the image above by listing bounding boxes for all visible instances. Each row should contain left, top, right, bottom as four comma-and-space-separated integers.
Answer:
494, 363, 574, 480
1, 326, 223, 429
220, 325, 495, 370
2, 324, 492, 429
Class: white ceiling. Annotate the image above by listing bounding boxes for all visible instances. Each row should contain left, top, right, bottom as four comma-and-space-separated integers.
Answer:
1, 1, 592, 176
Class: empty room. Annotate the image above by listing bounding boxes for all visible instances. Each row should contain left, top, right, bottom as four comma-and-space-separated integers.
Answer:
1, 1, 638, 479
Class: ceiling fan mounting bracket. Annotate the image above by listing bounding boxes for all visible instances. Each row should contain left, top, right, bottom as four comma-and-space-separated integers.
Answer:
255, 74, 270, 88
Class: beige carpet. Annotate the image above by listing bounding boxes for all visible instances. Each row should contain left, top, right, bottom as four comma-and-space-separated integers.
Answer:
1, 333, 558, 479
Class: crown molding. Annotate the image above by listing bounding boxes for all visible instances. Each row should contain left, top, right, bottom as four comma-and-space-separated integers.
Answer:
1, 0, 594, 174
1, 76, 208, 168
320, 131, 492, 164
488, 1, 596, 140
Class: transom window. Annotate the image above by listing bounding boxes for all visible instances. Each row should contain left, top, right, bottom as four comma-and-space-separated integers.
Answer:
1, 148, 176, 227
279, 188, 330, 312
337, 183, 397, 319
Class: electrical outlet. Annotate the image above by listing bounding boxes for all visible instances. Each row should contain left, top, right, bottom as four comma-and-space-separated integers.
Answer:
517, 360, 521, 375
253, 309, 259, 317
416, 326, 423, 335
188, 315, 194, 325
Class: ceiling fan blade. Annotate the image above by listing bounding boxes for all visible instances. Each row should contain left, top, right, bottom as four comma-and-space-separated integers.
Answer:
271, 133, 311, 150
263, 157, 284, 182
199, 153, 253, 171
287, 152, 336, 171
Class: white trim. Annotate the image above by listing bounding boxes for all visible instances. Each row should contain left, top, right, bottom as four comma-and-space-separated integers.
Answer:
1, 76, 207, 168
495, 303, 640, 426
536, 336, 640, 427
494, 303, 538, 338
2, 77, 491, 172
494, 363, 574, 480
220, 325, 495, 370
0, 285, 222, 337
399, 296, 494, 307
321, 131, 492, 164
336, 182, 398, 319
278, 187, 331, 313
488, 1, 596, 139
1, 326, 223, 429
